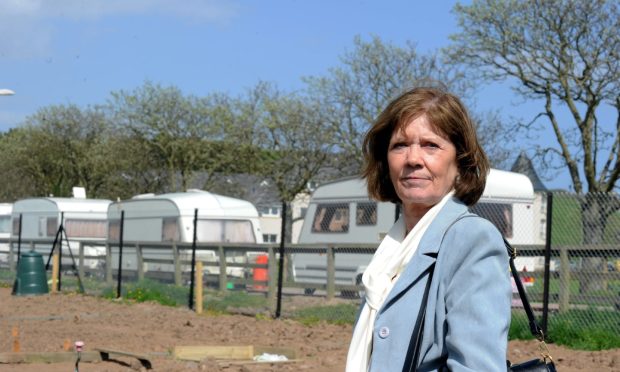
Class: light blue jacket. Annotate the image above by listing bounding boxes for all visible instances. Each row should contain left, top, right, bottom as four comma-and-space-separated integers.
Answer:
366, 197, 512, 372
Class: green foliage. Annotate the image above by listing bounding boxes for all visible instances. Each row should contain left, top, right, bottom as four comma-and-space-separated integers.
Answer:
102, 279, 187, 307
509, 312, 535, 341
510, 309, 620, 350
291, 303, 358, 326
551, 194, 583, 245
203, 291, 270, 313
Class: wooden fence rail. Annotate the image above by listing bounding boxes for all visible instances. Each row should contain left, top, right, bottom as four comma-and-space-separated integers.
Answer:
1, 239, 618, 312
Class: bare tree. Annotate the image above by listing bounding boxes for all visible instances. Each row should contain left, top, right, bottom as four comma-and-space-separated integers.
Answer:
449, 0, 620, 291
303, 35, 509, 172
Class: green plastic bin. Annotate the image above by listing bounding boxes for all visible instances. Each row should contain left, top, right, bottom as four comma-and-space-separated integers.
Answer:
12, 251, 49, 296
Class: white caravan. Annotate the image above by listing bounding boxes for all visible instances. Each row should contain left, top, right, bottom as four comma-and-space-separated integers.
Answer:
293, 169, 545, 293
106, 189, 263, 278
10, 197, 112, 270
0, 203, 12, 266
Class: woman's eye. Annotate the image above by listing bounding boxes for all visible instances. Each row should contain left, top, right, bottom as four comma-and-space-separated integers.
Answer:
423, 142, 439, 148
390, 142, 407, 150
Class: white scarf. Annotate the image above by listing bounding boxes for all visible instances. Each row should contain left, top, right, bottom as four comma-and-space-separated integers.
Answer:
346, 192, 453, 372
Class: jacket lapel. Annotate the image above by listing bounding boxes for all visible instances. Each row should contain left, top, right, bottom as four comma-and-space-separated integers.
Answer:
380, 198, 468, 311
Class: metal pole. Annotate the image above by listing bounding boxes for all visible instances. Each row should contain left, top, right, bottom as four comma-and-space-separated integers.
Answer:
188, 208, 198, 310
59, 212, 64, 291
542, 192, 554, 334
116, 211, 125, 298
275, 201, 287, 318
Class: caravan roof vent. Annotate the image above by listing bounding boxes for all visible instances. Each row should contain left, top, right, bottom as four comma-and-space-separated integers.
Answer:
72, 187, 86, 199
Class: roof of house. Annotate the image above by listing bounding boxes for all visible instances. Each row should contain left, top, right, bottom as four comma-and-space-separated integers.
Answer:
510, 151, 547, 192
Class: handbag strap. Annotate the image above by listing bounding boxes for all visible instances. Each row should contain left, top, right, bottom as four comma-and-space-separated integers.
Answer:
403, 263, 435, 372
504, 238, 545, 341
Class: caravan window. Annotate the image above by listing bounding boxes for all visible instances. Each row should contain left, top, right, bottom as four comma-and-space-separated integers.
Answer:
0, 216, 10, 233
356, 202, 377, 226
470, 202, 513, 238
45, 217, 57, 237
162, 218, 180, 241
197, 219, 256, 243
312, 203, 349, 233
65, 219, 107, 239
108, 220, 120, 241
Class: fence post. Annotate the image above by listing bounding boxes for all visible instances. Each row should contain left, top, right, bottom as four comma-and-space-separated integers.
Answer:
218, 245, 227, 292
105, 243, 112, 285
8, 241, 15, 273
195, 261, 203, 314
51, 253, 59, 293
173, 242, 181, 286
78, 242, 85, 280
326, 245, 335, 301
559, 245, 570, 313
268, 245, 277, 308
136, 243, 144, 281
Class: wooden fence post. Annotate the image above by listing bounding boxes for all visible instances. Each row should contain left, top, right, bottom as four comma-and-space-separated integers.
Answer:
326, 245, 335, 300
559, 245, 570, 313
105, 243, 113, 285
78, 243, 85, 280
268, 246, 277, 305
195, 261, 203, 314
136, 243, 144, 281
173, 242, 181, 286
218, 246, 227, 292
51, 253, 59, 293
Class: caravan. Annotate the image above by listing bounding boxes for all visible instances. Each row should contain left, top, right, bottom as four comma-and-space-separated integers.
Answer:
106, 189, 263, 279
10, 197, 112, 270
0, 203, 12, 266
293, 169, 544, 294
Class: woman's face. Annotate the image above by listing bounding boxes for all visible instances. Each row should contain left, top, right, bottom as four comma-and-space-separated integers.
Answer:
387, 115, 458, 212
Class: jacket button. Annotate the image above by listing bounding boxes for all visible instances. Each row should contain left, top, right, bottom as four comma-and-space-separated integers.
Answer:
378, 327, 390, 338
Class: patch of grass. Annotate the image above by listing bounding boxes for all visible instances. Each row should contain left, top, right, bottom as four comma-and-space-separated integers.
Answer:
291, 303, 358, 326
102, 279, 188, 307
509, 312, 536, 341
203, 290, 270, 313
510, 309, 620, 350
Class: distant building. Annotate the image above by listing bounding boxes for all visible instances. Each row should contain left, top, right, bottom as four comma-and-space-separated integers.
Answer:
511, 151, 548, 243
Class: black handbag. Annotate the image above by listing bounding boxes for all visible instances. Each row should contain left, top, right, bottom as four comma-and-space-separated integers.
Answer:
404, 238, 557, 372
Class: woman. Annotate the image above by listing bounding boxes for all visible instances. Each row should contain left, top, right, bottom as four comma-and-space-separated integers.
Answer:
346, 87, 512, 371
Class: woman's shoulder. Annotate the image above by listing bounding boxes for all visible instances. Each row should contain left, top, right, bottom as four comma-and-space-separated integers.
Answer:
451, 211, 500, 233
441, 212, 506, 253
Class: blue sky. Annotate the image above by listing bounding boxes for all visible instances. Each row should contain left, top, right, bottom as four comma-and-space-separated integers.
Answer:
0, 0, 574, 189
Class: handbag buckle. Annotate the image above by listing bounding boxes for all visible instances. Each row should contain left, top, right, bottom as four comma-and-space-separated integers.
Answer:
538, 340, 554, 363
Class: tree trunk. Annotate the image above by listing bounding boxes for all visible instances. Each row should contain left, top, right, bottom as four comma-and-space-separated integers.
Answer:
579, 194, 609, 293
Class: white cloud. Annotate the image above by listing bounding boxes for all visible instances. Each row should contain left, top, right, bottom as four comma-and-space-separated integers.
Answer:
0, 0, 240, 21
0, 0, 241, 60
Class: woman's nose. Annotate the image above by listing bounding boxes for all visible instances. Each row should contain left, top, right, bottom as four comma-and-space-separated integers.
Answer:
406, 145, 422, 165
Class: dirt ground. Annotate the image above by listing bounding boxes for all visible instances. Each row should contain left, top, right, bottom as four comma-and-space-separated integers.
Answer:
0, 288, 618, 371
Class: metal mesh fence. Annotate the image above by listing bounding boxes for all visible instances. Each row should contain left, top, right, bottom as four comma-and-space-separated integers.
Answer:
0, 191, 618, 340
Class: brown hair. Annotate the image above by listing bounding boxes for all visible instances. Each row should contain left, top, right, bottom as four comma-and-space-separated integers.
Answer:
362, 86, 489, 206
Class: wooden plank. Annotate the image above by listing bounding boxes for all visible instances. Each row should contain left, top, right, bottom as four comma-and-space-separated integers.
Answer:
174, 345, 253, 361
0, 351, 101, 364
94, 347, 152, 369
